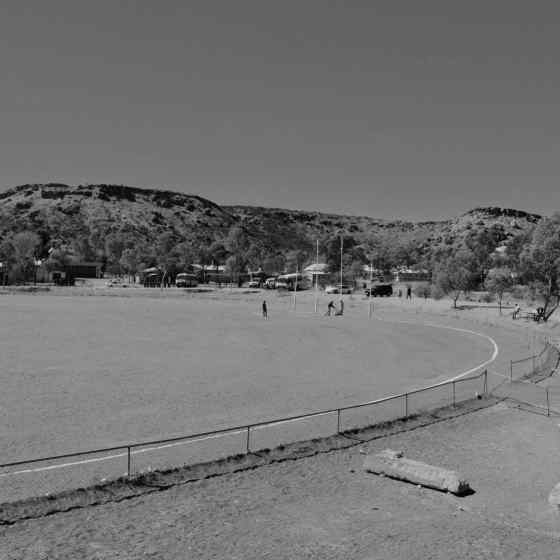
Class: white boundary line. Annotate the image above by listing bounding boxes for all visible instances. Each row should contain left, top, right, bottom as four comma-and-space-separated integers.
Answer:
373, 317, 499, 386
0, 318, 499, 478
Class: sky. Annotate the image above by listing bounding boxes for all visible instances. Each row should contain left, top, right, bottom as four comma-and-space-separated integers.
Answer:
0, 0, 559, 221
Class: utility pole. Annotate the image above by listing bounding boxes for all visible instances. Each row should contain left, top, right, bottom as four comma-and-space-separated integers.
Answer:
340, 235, 343, 297
293, 264, 298, 310
314, 239, 319, 313
369, 261, 373, 318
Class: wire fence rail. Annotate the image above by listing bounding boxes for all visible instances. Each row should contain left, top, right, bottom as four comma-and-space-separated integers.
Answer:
509, 338, 556, 381
492, 340, 560, 416
0, 370, 488, 504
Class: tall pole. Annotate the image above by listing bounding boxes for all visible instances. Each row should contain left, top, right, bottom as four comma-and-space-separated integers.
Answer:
293, 264, 298, 310
369, 261, 373, 318
340, 235, 343, 297
314, 239, 319, 313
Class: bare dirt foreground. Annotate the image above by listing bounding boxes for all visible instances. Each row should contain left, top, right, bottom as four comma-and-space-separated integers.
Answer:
3, 399, 560, 559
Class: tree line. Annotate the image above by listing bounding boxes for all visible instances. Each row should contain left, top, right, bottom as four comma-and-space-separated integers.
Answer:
0, 211, 558, 321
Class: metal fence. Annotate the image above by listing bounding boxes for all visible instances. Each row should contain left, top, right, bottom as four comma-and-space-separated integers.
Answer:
0, 370, 488, 504
491, 341, 560, 416
509, 339, 558, 382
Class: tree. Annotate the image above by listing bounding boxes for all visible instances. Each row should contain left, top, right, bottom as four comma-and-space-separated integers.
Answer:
262, 252, 285, 277
519, 213, 560, 321
12, 231, 41, 282
71, 233, 95, 263
350, 260, 365, 287
46, 246, 72, 271
119, 248, 140, 282
284, 249, 310, 273
155, 232, 179, 287
0, 238, 14, 284
246, 243, 265, 273
174, 241, 196, 273
225, 254, 245, 287
224, 226, 252, 258
465, 226, 505, 285
208, 241, 228, 269
363, 233, 394, 274
434, 250, 477, 308
105, 232, 126, 275
505, 228, 534, 270
484, 267, 514, 314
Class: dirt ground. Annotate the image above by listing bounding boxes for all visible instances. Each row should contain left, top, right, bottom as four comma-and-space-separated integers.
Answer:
3, 399, 560, 559
1, 288, 559, 558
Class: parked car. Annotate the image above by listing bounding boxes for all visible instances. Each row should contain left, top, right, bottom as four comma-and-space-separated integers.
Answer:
176, 273, 198, 288
247, 280, 261, 288
275, 280, 290, 290
365, 284, 393, 297
106, 279, 128, 288
325, 284, 353, 294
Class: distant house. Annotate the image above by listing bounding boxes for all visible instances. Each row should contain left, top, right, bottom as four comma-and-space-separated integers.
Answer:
66, 262, 104, 278
49, 262, 103, 284
303, 263, 329, 288
303, 263, 329, 278
362, 265, 387, 282
392, 268, 430, 282
192, 263, 230, 284
247, 268, 267, 281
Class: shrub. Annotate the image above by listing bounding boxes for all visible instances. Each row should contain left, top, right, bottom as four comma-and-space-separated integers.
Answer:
430, 283, 445, 300
479, 291, 494, 303
511, 284, 534, 303
413, 283, 431, 299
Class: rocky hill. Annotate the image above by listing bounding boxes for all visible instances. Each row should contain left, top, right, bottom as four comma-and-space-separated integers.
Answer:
0, 183, 238, 249
0, 183, 543, 261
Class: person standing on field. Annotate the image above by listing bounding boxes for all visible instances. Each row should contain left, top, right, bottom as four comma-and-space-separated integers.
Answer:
262, 300, 268, 319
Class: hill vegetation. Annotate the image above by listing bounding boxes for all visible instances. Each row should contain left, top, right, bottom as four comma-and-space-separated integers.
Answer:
0, 183, 557, 319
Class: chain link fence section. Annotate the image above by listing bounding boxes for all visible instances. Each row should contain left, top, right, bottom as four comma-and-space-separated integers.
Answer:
490, 339, 560, 416
510, 340, 559, 382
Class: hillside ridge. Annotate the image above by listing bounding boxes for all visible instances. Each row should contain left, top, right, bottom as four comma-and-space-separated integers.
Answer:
0, 184, 544, 270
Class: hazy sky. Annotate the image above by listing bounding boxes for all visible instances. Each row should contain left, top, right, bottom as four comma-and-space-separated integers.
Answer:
1, 1, 559, 220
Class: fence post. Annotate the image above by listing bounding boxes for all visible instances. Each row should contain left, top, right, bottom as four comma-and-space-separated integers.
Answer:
510, 361, 513, 381
547, 388, 550, 417
404, 393, 408, 417
337, 409, 341, 434
452, 381, 456, 407
127, 446, 131, 478
484, 370, 488, 395
532, 354, 536, 375
246, 426, 251, 454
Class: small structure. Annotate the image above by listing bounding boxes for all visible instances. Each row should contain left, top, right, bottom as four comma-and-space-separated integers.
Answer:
392, 268, 431, 283
191, 264, 229, 284
304, 263, 329, 288
49, 262, 103, 285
